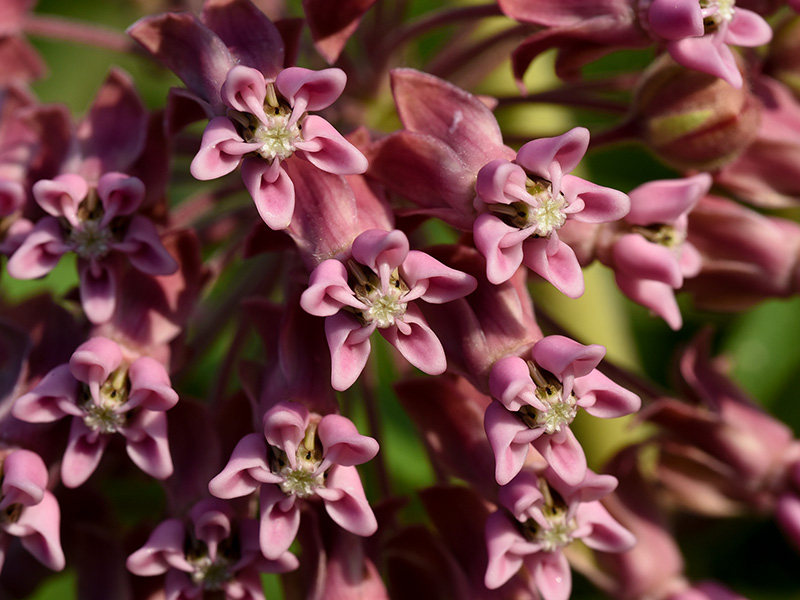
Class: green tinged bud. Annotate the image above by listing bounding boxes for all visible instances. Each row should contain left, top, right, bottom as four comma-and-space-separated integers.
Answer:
633, 56, 761, 171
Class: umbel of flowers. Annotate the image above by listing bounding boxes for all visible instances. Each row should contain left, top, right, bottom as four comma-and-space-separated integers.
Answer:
0, 0, 799, 598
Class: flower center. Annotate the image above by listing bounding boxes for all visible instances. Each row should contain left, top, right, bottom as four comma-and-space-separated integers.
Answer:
633, 224, 685, 249
700, 0, 735, 32
247, 109, 301, 162
520, 483, 577, 552
488, 177, 567, 237
81, 368, 129, 434
69, 219, 114, 260
518, 362, 578, 434
274, 425, 326, 498
189, 554, 232, 590
349, 261, 409, 329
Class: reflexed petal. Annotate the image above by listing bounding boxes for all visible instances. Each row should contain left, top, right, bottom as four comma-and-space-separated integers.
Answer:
13, 364, 80, 422
533, 428, 587, 486
489, 356, 541, 413
276, 67, 346, 114
473, 213, 528, 285
209, 433, 280, 499
516, 128, 589, 181
626, 174, 711, 225
380, 305, 446, 375
294, 115, 368, 175
646, 0, 703, 40
115, 216, 178, 275
0, 449, 48, 509
317, 414, 379, 467
574, 370, 641, 418
190, 117, 255, 181
484, 401, 535, 486
475, 159, 529, 206
616, 272, 682, 330
31, 174, 88, 227
241, 157, 295, 230
62, 419, 110, 488
69, 337, 123, 387
612, 234, 684, 288
317, 465, 377, 536
124, 410, 173, 479
79, 259, 117, 324
530, 550, 572, 600
219, 64, 269, 123
484, 511, 526, 589
14, 491, 65, 571
263, 402, 310, 466
575, 501, 636, 552
522, 237, 585, 298
6, 217, 67, 279
531, 335, 605, 381
97, 172, 145, 226
259, 484, 300, 559
126, 357, 179, 412
497, 470, 545, 519
561, 174, 630, 223
400, 250, 477, 304
126, 519, 190, 576
325, 312, 374, 391
351, 229, 409, 276
668, 37, 742, 88
301, 259, 363, 316
725, 9, 772, 47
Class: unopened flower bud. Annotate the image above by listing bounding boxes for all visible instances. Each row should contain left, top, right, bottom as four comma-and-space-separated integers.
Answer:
633, 56, 761, 170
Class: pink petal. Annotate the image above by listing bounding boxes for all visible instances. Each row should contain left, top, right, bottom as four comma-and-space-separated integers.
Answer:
301, 259, 363, 316
0, 449, 48, 510
263, 402, 310, 465
276, 67, 346, 115
516, 128, 589, 182
574, 370, 641, 418
475, 159, 529, 206
489, 356, 541, 413
531, 335, 605, 381
615, 272, 683, 330
400, 250, 477, 304
533, 428, 587, 486
380, 304, 446, 375
668, 37, 742, 88
325, 312, 374, 391
126, 356, 179, 412
123, 410, 173, 479
78, 260, 118, 324
259, 484, 300, 559
497, 470, 545, 518
484, 511, 526, 589
473, 213, 528, 285
190, 117, 254, 181
61, 419, 110, 488
69, 336, 122, 387
351, 229, 409, 277
219, 64, 269, 124
530, 550, 572, 600
31, 174, 88, 227
725, 9, 772, 47
116, 216, 178, 275
241, 157, 295, 230
612, 234, 684, 288
294, 115, 368, 175
209, 433, 280, 499
13, 491, 65, 571
12, 364, 79, 423
646, 0, 703, 40
5, 217, 66, 279
96, 172, 145, 226
318, 414, 379, 467
561, 174, 630, 223
575, 501, 636, 553
522, 237, 585, 298
126, 519, 191, 576
627, 174, 711, 225
484, 400, 535, 486
316, 465, 377, 536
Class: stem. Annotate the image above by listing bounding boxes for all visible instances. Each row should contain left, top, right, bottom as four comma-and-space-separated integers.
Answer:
22, 14, 139, 54
380, 4, 503, 58
588, 119, 639, 149
360, 357, 392, 499
207, 316, 250, 406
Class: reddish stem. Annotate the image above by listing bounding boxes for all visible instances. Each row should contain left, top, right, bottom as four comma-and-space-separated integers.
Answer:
23, 14, 139, 54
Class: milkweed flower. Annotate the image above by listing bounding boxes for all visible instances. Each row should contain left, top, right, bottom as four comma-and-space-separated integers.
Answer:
300, 228, 477, 390
486, 335, 640, 486
126, 498, 298, 600
13, 337, 179, 487
208, 401, 379, 560
473, 127, 630, 297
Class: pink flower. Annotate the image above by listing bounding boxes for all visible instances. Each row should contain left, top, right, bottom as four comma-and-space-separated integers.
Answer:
602, 173, 712, 330
0, 449, 64, 574
300, 228, 477, 390
13, 337, 179, 487
126, 498, 297, 600
208, 402, 379, 560
6, 172, 177, 323
191, 65, 367, 230
486, 335, 640, 485
485, 468, 635, 600
644, 0, 773, 88
474, 127, 630, 297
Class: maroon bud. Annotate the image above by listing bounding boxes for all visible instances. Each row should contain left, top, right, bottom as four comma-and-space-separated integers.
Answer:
765, 16, 800, 100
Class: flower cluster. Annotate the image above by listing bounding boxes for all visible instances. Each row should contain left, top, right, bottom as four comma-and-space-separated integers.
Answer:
1, 0, 799, 599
